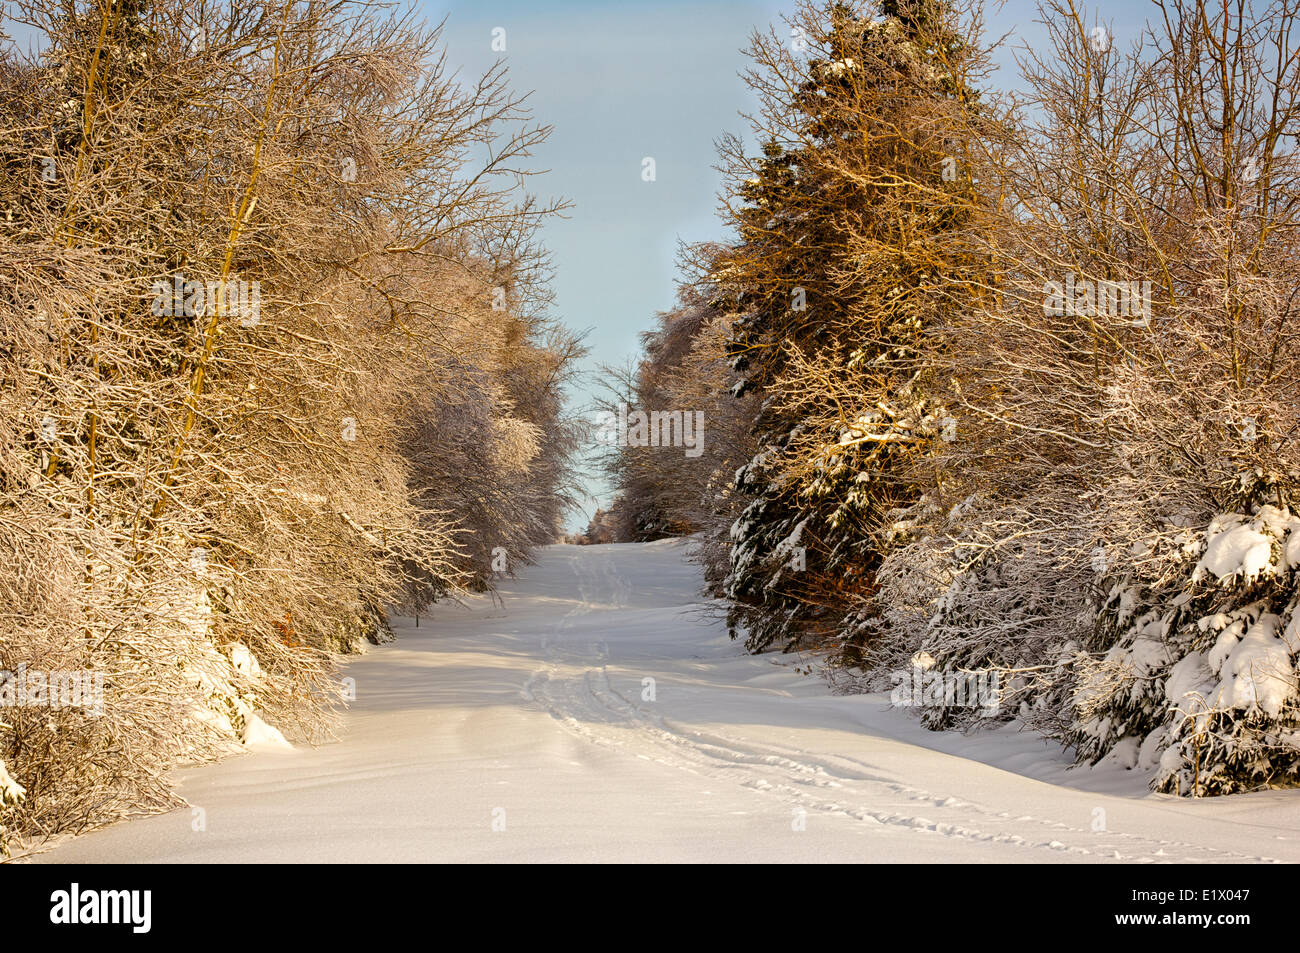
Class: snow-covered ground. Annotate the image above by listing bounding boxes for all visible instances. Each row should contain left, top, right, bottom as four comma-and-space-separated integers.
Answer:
29, 540, 1300, 863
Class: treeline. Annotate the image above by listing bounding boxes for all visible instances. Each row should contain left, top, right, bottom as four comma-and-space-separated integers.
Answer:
0, 0, 580, 849
603, 0, 1300, 795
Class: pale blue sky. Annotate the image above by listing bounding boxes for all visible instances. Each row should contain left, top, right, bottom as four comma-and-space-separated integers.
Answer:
423, 0, 782, 529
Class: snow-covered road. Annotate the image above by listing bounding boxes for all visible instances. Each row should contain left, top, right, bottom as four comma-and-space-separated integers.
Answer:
33, 540, 1300, 863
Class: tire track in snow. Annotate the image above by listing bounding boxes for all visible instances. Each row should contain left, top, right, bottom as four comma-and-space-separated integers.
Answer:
533, 662, 1281, 862
522, 550, 1280, 863
590, 671, 1280, 863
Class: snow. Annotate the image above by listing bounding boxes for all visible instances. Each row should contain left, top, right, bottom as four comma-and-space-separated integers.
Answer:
0, 759, 24, 805
239, 711, 292, 749
1285, 603, 1300, 655
227, 643, 260, 680
1136, 724, 1169, 770
1191, 507, 1300, 586
1098, 736, 1140, 770
1286, 530, 1300, 571
1164, 651, 1216, 714
1208, 620, 1249, 672
772, 519, 807, 561
1193, 516, 1274, 584
1215, 614, 1295, 718
1125, 617, 1171, 682
1191, 609, 1297, 718
23, 540, 1300, 863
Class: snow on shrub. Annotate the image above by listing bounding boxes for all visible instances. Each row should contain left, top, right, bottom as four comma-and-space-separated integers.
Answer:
1069, 504, 1300, 795
853, 490, 1092, 731
861, 489, 1300, 795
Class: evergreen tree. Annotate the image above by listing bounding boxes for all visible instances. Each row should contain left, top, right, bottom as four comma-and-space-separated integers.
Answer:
716, 0, 983, 654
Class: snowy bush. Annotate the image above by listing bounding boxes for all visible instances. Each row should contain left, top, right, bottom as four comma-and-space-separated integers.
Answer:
863, 490, 1093, 731
1069, 500, 1300, 795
